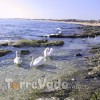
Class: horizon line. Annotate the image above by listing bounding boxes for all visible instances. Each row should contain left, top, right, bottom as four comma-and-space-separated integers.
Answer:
0, 18, 100, 21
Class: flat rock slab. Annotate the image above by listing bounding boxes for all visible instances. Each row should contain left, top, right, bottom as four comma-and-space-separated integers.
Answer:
0, 50, 12, 57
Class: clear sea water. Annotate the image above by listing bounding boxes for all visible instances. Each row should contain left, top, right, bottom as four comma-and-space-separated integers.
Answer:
0, 19, 100, 99
0, 19, 81, 40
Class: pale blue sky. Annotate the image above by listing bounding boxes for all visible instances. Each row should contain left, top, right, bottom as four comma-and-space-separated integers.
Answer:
0, 0, 99, 20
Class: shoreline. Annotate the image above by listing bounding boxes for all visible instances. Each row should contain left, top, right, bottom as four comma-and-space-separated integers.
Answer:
62, 21, 100, 26
46, 19, 100, 26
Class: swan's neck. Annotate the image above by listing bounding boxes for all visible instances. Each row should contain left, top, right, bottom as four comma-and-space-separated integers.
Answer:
32, 56, 34, 62
44, 48, 49, 57
16, 51, 20, 57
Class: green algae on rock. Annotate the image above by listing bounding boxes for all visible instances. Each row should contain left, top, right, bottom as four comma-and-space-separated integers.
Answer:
12, 40, 64, 47
0, 50, 12, 57
21, 50, 30, 55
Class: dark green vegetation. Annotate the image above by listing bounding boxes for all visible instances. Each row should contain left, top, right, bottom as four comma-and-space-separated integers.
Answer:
0, 50, 12, 57
20, 50, 30, 55
10, 40, 64, 47
0, 40, 64, 57
90, 91, 100, 100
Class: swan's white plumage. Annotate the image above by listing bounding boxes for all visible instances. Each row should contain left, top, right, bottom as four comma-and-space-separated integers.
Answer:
30, 47, 53, 67
33, 56, 46, 66
14, 51, 22, 65
30, 56, 46, 67
44, 47, 53, 57
56, 28, 61, 31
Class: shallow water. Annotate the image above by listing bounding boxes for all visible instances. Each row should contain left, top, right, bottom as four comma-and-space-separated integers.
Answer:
0, 19, 100, 99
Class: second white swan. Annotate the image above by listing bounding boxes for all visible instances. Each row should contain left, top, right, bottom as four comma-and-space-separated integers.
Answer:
44, 47, 53, 57
14, 51, 22, 65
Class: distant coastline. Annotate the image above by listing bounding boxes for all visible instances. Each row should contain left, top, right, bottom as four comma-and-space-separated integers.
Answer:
65, 21, 100, 26
47, 19, 100, 26
0, 18, 100, 26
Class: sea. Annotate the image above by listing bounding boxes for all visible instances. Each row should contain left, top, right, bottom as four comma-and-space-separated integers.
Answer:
0, 18, 81, 40
0, 19, 99, 99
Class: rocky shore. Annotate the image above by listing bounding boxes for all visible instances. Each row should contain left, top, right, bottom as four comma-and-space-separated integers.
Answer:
0, 40, 64, 57
17, 43, 100, 100
0, 50, 12, 57
44, 25, 100, 38
22, 25, 100, 100
0, 23, 100, 100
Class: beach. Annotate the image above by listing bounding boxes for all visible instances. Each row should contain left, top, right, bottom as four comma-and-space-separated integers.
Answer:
65, 21, 100, 26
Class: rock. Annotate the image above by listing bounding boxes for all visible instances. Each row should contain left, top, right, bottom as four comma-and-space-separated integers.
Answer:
85, 66, 100, 79
12, 40, 64, 47
87, 68, 93, 71
21, 50, 30, 55
35, 97, 59, 100
71, 78, 76, 81
0, 43, 8, 46
51, 97, 60, 100
64, 97, 75, 100
85, 72, 100, 79
0, 50, 12, 57
42, 25, 100, 38
75, 53, 83, 57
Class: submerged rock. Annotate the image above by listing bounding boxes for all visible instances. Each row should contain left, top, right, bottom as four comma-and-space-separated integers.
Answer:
64, 97, 74, 100
35, 97, 60, 100
85, 66, 100, 79
75, 53, 83, 57
0, 50, 12, 57
89, 45, 100, 54
21, 50, 30, 55
0, 42, 8, 46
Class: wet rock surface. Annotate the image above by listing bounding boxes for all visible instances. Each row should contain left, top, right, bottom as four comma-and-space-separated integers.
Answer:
84, 45, 100, 79
75, 53, 83, 57
0, 50, 12, 57
0, 40, 64, 47
44, 25, 100, 38
21, 50, 30, 55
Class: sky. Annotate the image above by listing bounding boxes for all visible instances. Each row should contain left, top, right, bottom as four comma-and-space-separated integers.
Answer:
0, 0, 99, 20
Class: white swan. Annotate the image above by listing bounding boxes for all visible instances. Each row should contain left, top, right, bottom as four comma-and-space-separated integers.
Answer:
14, 51, 22, 65
30, 56, 46, 67
30, 48, 48, 67
44, 47, 53, 57
56, 28, 61, 31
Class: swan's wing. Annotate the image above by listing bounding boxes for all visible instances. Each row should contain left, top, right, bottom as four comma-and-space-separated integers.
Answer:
33, 56, 45, 66
34, 56, 43, 62
14, 57, 22, 64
